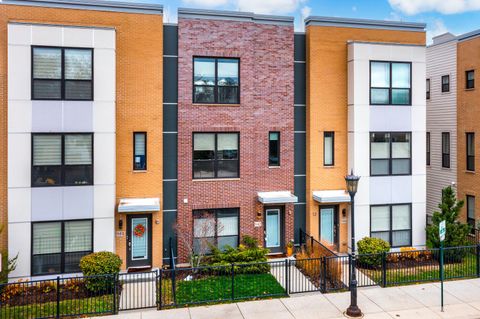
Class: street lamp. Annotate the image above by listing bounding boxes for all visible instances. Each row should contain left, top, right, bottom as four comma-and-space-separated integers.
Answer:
345, 170, 362, 318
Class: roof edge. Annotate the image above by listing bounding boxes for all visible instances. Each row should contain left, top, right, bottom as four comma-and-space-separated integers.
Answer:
458, 29, 480, 42
305, 16, 426, 32
1, 0, 163, 15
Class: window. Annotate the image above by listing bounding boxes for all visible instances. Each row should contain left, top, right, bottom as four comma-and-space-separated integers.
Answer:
134, 132, 147, 170
371, 204, 411, 247
193, 208, 239, 253
467, 70, 475, 89
32, 220, 93, 275
370, 132, 411, 176
426, 79, 430, 100
268, 132, 280, 166
370, 61, 411, 105
193, 57, 239, 104
442, 75, 450, 92
193, 132, 239, 179
426, 132, 431, 166
324, 132, 334, 166
32, 133, 93, 187
467, 195, 476, 233
467, 133, 475, 171
442, 132, 450, 168
32, 47, 93, 100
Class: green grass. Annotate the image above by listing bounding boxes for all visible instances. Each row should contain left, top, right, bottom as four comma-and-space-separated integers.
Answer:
0, 295, 114, 319
172, 273, 286, 306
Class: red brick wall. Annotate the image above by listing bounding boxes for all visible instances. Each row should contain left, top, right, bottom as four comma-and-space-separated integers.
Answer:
177, 17, 295, 261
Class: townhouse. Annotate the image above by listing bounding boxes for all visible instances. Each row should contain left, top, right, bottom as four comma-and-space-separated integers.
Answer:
0, 0, 428, 279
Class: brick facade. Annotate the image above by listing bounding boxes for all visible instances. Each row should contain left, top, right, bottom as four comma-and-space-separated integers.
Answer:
176, 17, 295, 261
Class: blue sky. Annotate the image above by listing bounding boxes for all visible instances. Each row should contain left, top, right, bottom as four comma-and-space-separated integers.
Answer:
120, 0, 480, 43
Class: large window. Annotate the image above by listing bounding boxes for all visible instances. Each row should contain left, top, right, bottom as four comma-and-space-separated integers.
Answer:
467, 195, 476, 234
32, 133, 93, 187
442, 75, 450, 93
426, 79, 430, 100
193, 57, 239, 104
467, 132, 475, 171
32, 47, 93, 100
193, 132, 239, 179
370, 61, 411, 105
193, 208, 239, 253
371, 204, 411, 247
32, 220, 93, 275
442, 132, 450, 168
370, 132, 411, 176
268, 132, 280, 167
467, 70, 475, 89
324, 132, 334, 166
426, 132, 431, 166
134, 132, 147, 171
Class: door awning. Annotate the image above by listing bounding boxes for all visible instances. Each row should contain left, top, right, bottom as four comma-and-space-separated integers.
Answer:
313, 190, 350, 203
257, 191, 298, 204
118, 198, 160, 213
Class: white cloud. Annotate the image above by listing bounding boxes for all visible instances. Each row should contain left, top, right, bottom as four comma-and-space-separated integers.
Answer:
388, 0, 480, 15
181, 0, 230, 8
301, 5, 311, 19
352, 6, 357, 12
426, 19, 449, 44
236, 0, 307, 15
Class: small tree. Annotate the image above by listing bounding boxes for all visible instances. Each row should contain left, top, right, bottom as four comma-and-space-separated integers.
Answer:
0, 225, 18, 283
426, 186, 471, 248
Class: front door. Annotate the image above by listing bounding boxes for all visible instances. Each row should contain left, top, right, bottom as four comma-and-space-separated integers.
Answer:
264, 208, 284, 253
126, 214, 152, 268
320, 206, 338, 248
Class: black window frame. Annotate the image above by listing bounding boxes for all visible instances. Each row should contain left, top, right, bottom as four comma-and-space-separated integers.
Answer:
370, 203, 412, 248
370, 61, 412, 106
323, 131, 335, 166
467, 70, 475, 89
441, 75, 450, 93
370, 132, 412, 176
31, 46, 94, 101
268, 131, 280, 167
192, 208, 240, 253
192, 57, 240, 105
133, 132, 147, 171
192, 132, 240, 179
442, 132, 451, 168
467, 132, 475, 172
31, 219, 93, 276
426, 132, 431, 166
31, 133, 94, 187
467, 195, 476, 234
426, 78, 431, 100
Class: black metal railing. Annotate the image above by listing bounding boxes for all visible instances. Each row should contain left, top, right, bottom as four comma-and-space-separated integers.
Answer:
299, 229, 337, 258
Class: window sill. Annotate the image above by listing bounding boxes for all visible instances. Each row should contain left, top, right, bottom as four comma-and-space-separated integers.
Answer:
193, 178, 240, 182
133, 170, 148, 173
193, 103, 241, 107
441, 167, 451, 171
465, 88, 475, 91
269, 166, 281, 169
323, 165, 336, 169
465, 170, 476, 174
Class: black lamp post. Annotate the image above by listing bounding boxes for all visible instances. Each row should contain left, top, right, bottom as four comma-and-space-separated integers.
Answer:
345, 170, 362, 318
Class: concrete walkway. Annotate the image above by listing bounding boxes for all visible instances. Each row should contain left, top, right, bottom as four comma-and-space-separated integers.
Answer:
97, 278, 480, 319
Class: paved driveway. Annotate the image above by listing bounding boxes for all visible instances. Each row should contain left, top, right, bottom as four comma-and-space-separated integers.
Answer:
98, 278, 480, 319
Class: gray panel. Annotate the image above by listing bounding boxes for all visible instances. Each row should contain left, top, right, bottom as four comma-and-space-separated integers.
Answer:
294, 105, 305, 132
294, 204, 306, 244
162, 210, 177, 262
163, 56, 178, 104
163, 133, 177, 179
294, 34, 306, 62
32, 101, 62, 132
163, 25, 178, 56
163, 104, 177, 132
63, 186, 94, 219
294, 63, 306, 105
32, 187, 63, 221
163, 180, 177, 211
294, 133, 306, 175
370, 106, 411, 132
294, 175, 306, 203
63, 102, 93, 132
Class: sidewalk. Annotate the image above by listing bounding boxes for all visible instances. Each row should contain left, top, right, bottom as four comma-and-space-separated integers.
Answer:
98, 278, 480, 319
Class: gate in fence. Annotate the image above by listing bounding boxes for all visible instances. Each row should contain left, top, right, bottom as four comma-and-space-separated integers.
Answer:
118, 271, 159, 311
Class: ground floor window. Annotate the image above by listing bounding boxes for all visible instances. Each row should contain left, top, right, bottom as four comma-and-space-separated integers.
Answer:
193, 208, 239, 253
370, 204, 411, 247
32, 219, 93, 276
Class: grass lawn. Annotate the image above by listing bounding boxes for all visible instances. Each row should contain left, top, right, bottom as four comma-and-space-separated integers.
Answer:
170, 273, 286, 306
0, 295, 114, 319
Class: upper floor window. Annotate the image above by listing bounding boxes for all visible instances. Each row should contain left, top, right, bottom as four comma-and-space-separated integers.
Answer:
370, 61, 411, 105
467, 70, 475, 89
32, 133, 93, 187
370, 132, 411, 176
324, 132, 334, 166
268, 132, 280, 167
426, 79, 430, 100
426, 132, 431, 166
193, 57, 239, 104
133, 132, 147, 171
442, 75, 450, 93
193, 132, 239, 179
467, 132, 475, 171
32, 47, 93, 100
442, 132, 450, 168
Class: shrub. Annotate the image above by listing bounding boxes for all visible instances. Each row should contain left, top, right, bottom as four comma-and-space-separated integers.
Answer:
0, 279, 28, 303
80, 251, 122, 292
357, 237, 390, 268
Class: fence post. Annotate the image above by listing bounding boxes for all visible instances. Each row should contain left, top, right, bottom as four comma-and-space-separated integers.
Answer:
231, 263, 235, 301
56, 276, 60, 319
348, 254, 352, 291
321, 257, 327, 293
477, 244, 480, 278
285, 259, 290, 295
113, 274, 118, 314
172, 267, 177, 307
382, 252, 387, 287
158, 269, 162, 311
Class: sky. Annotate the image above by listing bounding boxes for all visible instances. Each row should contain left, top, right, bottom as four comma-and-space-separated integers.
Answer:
118, 0, 480, 43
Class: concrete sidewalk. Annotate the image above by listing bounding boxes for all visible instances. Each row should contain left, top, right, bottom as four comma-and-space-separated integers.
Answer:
99, 278, 480, 319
